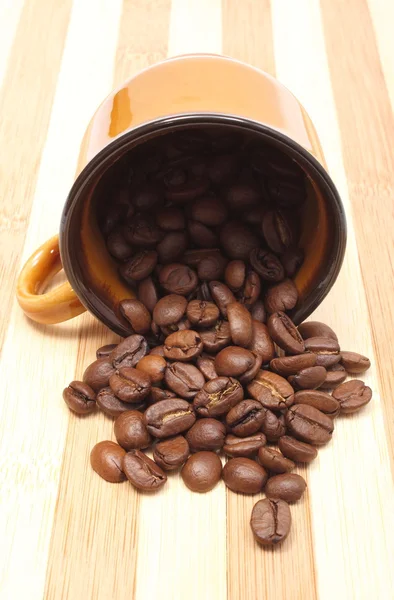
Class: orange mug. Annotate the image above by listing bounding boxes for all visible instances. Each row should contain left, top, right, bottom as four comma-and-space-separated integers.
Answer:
16, 54, 346, 336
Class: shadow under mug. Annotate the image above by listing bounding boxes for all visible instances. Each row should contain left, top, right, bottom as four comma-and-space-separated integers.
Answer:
16, 54, 346, 337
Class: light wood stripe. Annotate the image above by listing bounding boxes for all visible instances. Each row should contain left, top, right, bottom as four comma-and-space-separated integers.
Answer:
168, 0, 222, 57
0, 0, 24, 89
367, 0, 394, 111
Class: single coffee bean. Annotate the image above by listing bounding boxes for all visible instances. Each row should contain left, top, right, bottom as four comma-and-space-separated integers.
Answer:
144, 398, 196, 438
165, 176, 210, 204
191, 194, 228, 226
123, 214, 163, 248
153, 435, 190, 471
123, 449, 167, 491
186, 418, 226, 452
193, 377, 244, 417
261, 409, 286, 442
110, 335, 148, 369
164, 362, 205, 399
90, 441, 126, 483
147, 387, 176, 405
292, 389, 340, 416
225, 182, 261, 211
187, 300, 220, 328
164, 330, 203, 361
220, 221, 259, 260
119, 250, 158, 282
247, 370, 294, 411
136, 355, 167, 384
114, 410, 152, 450
96, 387, 135, 417
119, 299, 151, 335
264, 279, 298, 314
130, 182, 162, 210
226, 400, 266, 437
137, 276, 159, 313
286, 404, 334, 445
215, 347, 256, 378
208, 281, 236, 318
188, 220, 218, 248
153, 294, 187, 327
200, 320, 232, 353
63, 380, 96, 414
265, 473, 307, 503
281, 246, 304, 277
156, 231, 188, 264
270, 354, 317, 377
250, 498, 291, 546
248, 321, 275, 363
340, 351, 371, 374
183, 248, 222, 267
319, 364, 347, 390
222, 457, 267, 494
304, 336, 341, 368
249, 248, 285, 282
262, 209, 294, 254
288, 366, 327, 390
181, 451, 222, 492
223, 433, 266, 457
267, 312, 305, 355
250, 300, 266, 323
298, 320, 338, 342
159, 263, 199, 295
149, 345, 165, 357
155, 206, 185, 231
83, 358, 115, 393
278, 435, 318, 463
227, 301, 253, 348
238, 270, 261, 307
109, 367, 151, 403
332, 379, 372, 414
96, 344, 118, 359
196, 354, 218, 380
197, 254, 227, 281
225, 260, 246, 292
106, 228, 133, 261
258, 447, 295, 473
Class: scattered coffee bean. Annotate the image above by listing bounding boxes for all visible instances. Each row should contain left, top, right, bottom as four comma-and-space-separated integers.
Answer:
187, 300, 220, 328
286, 404, 334, 445
278, 435, 318, 463
261, 409, 286, 442
250, 498, 291, 546
258, 447, 295, 473
196, 354, 218, 380
136, 355, 167, 384
114, 410, 152, 450
90, 441, 126, 483
186, 418, 226, 452
270, 354, 317, 376
96, 344, 118, 359
153, 435, 190, 470
222, 458, 267, 494
248, 321, 275, 362
264, 279, 298, 314
215, 346, 256, 378
247, 370, 294, 411
110, 335, 148, 369
304, 336, 341, 368
288, 366, 327, 390
332, 379, 372, 414
250, 248, 284, 282
193, 377, 244, 417
200, 320, 232, 353
164, 362, 205, 399
226, 400, 266, 437
298, 320, 338, 341
96, 387, 134, 417
164, 329, 203, 361
265, 473, 307, 503
144, 398, 196, 438
137, 277, 159, 313
209, 281, 236, 317
63, 380, 96, 414
227, 301, 253, 347
83, 358, 115, 393
120, 299, 151, 334
340, 351, 371, 374
223, 433, 266, 457
123, 450, 167, 491
181, 451, 222, 492
267, 312, 305, 355
153, 294, 187, 327
159, 263, 199, 295
225, 260, 246, 291
109, 367, 151, 403
119, 250, 158, 282
319, 364, 347, 390
292, 389, 340, 417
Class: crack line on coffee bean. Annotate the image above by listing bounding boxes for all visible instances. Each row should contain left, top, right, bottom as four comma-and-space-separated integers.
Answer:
161, 410, 192, 423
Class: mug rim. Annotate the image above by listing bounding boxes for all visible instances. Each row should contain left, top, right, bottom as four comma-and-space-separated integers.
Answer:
60, 113, 347, 335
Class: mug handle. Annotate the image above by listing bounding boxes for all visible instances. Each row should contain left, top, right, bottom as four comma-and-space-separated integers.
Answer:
16, 235, 86, 324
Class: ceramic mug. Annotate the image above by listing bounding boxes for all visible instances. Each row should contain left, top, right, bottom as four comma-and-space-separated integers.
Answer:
16, 54, 346, 336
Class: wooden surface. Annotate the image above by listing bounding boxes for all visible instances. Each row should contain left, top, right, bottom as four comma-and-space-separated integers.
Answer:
1, 0, 394, 598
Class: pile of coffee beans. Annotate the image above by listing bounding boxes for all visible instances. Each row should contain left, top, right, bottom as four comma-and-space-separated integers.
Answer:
62, 129, 372, 548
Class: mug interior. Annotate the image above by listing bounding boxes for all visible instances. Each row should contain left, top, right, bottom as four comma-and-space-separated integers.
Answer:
61, 116, 346, 336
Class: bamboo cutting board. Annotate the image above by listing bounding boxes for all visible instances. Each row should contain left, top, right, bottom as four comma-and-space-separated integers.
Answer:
1, 0, 394, 599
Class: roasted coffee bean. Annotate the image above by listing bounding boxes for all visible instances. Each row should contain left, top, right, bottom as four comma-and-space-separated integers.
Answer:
120, 299, 151, 334
188, 220, 218, 248
222, 457, 267, 494
130, 182, 161, 210
191, 194, 228, 226
147, 387, 176, 405
83, 358, 115, 393
220, 221, 259, 260
149, 345, 165, 357
278, 435, 318, 463
164, 362, 205, 399
223, 433, 267, 457
153, 435, 190, 471
257, 447, 295, 473
193, 377, 244, 417
319, 364, 347, 390
107, 229, 133, 261
155, 206, 185, 231
250, 300, 266, 323
249, 248, 285, 282
332, 379, 372, 414
110, 335, 148, 369
137, 276, 159, 313
200, 320, 232, 353
160, 315, 192, 336
225, 182, 261, 211
197, 253, 227, 281
208, 281, 236, 318
227, 301, 253, 347
262, 209, 294, 254
119, 250, 158, 282
298, 320, 338, 342
63, 380, 96, 414
250, 498, 291, 546
267, 312, 305, 355
114, 410, 152, 450
288, 366, 327, 390
96, 344, 118, 359
109, 367, 151, 403
123, 214, 163, 247
239, 353, 263, 385
261, 409, 286, 442
249, 321, 275, 363
196, 354, 218, 380
186, 418, 226, 452
265, 473, 307, 503
164, 330, 203, 361
285, 404, 334, 445
304, 336, 341, 368
238, 270, 261, 307
136, 355, 167, 384
90, 441, 126, 483
264, 279, 298, 314
215, 347, 256, 378
242, 205, 266, 226
159, 263, 199, 295
123, 449, 167, 491
186, 300, 220, 328
226, 400, 266, 437
144, 398, 196, 438
292, 389, 340, 417
225, 260, 246, 292
96, 387, 135, 417
340, 351, 371, 374
183, 248, 222, 267
247, 370, 294, 411
281, 246, 304, 278
165, 176, 210, 204
270, 354, 317, 377
157, 231, 188, 264
153, 294, 187, 327
181, 451, 222, 492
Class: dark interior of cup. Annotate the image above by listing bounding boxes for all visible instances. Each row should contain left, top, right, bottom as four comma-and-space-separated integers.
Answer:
61, 116, 346, 336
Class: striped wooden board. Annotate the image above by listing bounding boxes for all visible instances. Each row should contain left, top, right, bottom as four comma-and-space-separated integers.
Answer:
1, 1, 394, 599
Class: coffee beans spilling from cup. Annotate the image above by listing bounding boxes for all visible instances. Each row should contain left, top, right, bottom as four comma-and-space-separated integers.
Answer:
62, 129, 372, 547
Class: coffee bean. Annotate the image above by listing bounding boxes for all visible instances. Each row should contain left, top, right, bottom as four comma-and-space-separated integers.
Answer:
220, 221, 259, 260
288, 366, 327, 390
188, 220, 218, 248
208, 281, 236, 318
165, 175, 210, 204
248, 321, 275, 362
264, 279, 298, 314
265, 473, 307, 503
250, 300, 266, 323
270, 354, 317, 377
193, 377, 244, 417
225, 260, 246, 292
164, 330, 203, 361
159, 263, 199, 295
186, 300, 220, 328
261, 409, 286, 442
137, 276, 159, 313
90, 441, 126, 483
304, 336, 341, 368
262, 209, 294, 254
153, 294, 187, 327
239, 353, 263, 385
292, 389, 340, 416
164, 362, 205, 399
278, 435, 318, 463
249, 248, 284, 282
215, 346, 256, 378
157, 231, 188, 264
242, 205, 266, 226
120, 299, 151, 334
153, 435, 190, 470
340, 351, 371, 374
286, 404, 334, 445
227, 302, 253, 347
136, 355, 167, 384
247, 370, 294, 411
114, 410, 152, 450
144, 398, 196, 438
222, 458, 267, 494
225, 182, 261, 211
119, 250, 158, 282
191, 194, 228, 226
123, 214, 163, 248
130, 182, 162, 210
258, 447, 295, 473
238, 270, 261, 307
96, 387, 134, 417
196, 354, 218, 380
298, 320, 338, 342
332, 379, 372, 414
200, 320, 232, 353
226, 400, 266, 437
123, 449, 167, 491
185, 418, 226, 452
109, 367, 151, 403
250, 498, 291, 546
223, 433, 267, 457
197, 254, 227, 281
149, 345, 165, 357
155, 206, 185, 231
183, 248, 222, 267
96, 344, 118, 359
107, 229, 133, 261
83, 358, 115, 393
63, 380, 96, 414
319, 364, 347, 390
281, 246, 304, 278
181, 451, 222, 492
147, 387, 176, 405
267, 312, 305, 355
110, 335, 148, 369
